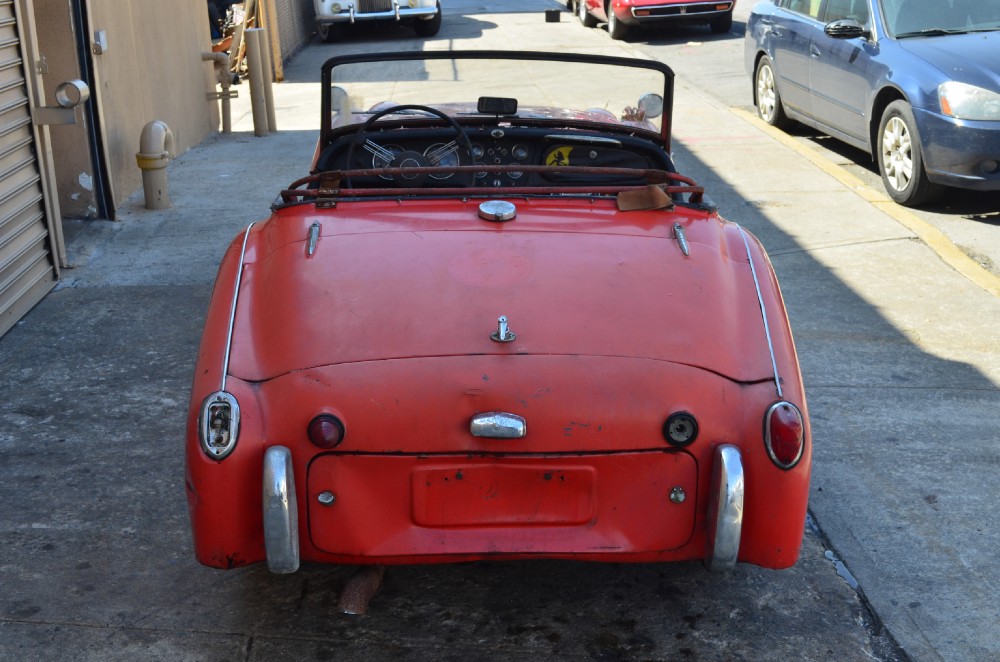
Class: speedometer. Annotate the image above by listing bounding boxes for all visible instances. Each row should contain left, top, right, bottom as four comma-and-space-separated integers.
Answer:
424, 142, 461, 180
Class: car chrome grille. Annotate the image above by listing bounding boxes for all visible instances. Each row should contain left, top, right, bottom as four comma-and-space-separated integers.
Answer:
358, 0, 393, 13
642, 2, 732, 17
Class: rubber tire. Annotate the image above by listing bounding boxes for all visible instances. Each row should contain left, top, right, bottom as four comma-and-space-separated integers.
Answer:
578, 0, 598, 27
754, 56, 790, 129
607, 4, 628, 40
710, 12, 733, 34
413, 1, 442, 37
318, 23, 343, 43
876, 100, 943, 206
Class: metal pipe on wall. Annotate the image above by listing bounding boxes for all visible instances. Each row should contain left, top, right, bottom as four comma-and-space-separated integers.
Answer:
202, 52, 233, 134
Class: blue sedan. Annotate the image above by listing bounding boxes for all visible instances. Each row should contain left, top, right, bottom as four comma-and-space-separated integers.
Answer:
745, 0, 1000, 206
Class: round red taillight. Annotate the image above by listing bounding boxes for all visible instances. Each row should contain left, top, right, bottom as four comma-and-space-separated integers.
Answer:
308, 414, 345, 449
764, 401, 804, 469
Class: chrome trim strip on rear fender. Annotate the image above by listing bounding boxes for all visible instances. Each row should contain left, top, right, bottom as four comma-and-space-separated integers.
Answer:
220, 223, 255, 392
705, 444, 744, 571
263, 445, 300, 574
737, 225, 782, 398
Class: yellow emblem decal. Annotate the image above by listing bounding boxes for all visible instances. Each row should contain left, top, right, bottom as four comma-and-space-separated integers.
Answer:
546, 146, 574, 167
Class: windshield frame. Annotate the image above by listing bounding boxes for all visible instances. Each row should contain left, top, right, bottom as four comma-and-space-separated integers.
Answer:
319, 50, 676, 151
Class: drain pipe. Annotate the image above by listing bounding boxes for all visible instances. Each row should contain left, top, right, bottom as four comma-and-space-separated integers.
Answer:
202, 51, 234, 133
135, 120, 174, 210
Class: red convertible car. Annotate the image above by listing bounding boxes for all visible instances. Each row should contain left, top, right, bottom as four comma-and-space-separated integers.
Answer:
572, 0, 737, 39
185, 51, 810, 576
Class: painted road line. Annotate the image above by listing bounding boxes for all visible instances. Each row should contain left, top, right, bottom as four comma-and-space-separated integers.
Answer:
733, 106, 1000, 299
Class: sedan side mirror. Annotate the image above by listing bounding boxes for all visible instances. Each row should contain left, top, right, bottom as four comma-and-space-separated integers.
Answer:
825, 19, 869, 40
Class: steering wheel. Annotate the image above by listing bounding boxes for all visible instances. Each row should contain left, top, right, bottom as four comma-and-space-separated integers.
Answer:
346, 104, 475, 188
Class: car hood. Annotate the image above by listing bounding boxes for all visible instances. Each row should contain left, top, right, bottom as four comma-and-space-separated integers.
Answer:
227, 200, 779, 384
897, 32, 1000, 90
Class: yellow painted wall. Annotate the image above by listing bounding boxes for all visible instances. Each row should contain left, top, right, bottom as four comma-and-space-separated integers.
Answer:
85, 0, 219, 208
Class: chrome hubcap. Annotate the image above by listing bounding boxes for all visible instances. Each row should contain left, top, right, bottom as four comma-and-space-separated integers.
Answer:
757, 65, 776, 120
881, 116, 913, 192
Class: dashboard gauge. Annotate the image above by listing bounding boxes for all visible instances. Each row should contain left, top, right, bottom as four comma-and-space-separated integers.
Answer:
424, 141, 461, 180
367, 142, 404, 180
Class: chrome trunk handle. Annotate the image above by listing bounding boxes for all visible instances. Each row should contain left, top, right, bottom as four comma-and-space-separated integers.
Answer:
470, 412, 527, 439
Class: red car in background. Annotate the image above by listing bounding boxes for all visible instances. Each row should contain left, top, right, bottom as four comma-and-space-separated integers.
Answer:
572, 0, 737, 39
185, 51, 810, 579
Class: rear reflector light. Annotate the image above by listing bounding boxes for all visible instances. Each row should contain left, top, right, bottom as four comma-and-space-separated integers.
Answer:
308, 414, 345, 449
663, 411, 699, 446
764, 401, 804, 469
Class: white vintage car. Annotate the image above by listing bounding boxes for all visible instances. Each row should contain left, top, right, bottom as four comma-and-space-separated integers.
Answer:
313, 0, 442, 41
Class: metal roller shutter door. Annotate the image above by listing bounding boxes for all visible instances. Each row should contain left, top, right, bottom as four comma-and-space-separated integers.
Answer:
0, 0, 56, 337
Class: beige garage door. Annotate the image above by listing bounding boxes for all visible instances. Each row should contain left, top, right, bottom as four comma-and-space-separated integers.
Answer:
0, 0, 57, 337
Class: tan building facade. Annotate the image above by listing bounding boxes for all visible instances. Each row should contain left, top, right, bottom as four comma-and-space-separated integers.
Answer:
0, 0, 315, 337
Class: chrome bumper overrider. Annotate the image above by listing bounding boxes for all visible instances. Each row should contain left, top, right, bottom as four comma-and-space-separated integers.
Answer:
705, 444, 744, 571
263, 445, 299, 573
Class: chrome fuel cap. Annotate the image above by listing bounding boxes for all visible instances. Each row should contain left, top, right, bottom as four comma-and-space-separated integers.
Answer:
478, 200, 516, 222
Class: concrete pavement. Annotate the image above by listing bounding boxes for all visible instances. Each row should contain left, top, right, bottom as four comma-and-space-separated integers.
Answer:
2, 3, 997, 660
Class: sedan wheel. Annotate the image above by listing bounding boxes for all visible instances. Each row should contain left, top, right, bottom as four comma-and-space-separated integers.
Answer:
709, 11, 733, 34
318, 23, 342, 43
578, 0, 597, 27
754, 57, 788, 128
877, 100, 942, 206
413, 1, 442, 37
607, 5, 628, 40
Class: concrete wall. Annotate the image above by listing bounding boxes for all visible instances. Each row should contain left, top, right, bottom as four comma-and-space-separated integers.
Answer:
274, 0, 315, 63
85, 0, 219, 209
34, 0, 315, 220
37, 0, 218, 218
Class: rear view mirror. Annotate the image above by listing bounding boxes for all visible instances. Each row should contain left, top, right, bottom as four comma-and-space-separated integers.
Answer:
825, 19, 868, 39
638, 93, 663, 119
478, 96, 518, 115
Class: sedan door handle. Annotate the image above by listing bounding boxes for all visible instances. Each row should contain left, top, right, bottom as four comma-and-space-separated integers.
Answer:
809, 44, 821, 58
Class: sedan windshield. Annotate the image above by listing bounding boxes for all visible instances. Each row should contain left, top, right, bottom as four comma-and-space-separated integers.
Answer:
883, 0, 1000, 37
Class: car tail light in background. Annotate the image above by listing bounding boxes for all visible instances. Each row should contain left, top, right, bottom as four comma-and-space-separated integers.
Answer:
663, 411, 699, 447
764, 402, 805, 469
308, 414, 345, 449
199, 391, 240, 460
